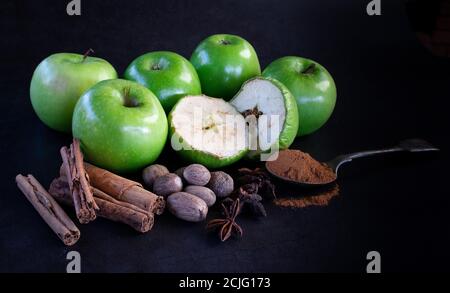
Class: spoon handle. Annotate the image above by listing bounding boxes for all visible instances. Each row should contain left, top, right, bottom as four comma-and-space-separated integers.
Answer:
326, 139, 439, 174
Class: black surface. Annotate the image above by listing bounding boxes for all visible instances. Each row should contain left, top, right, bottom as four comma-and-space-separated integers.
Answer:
1, 0, 449, 272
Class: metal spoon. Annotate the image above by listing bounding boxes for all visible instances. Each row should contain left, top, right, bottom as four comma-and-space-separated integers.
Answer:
266, 139, 439, 186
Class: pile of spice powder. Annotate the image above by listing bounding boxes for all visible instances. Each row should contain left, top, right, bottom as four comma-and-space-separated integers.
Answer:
273, 183, 340, 209
266, 149, 337, 184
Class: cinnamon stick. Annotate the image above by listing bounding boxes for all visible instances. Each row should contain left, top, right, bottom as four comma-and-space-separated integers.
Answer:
60, 139, 98, 223
49, 177, 153, 233
15, 174, 80, 246
83, 163, 165, 215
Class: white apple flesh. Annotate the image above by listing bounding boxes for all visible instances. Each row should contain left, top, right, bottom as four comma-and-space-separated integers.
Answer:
169, 95, 247, 168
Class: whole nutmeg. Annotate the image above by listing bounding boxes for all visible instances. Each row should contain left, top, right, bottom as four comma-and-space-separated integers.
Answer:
167, 192, 208, 222
142, 164, 169, 188
207, 171, 234, 198
183, 164, 211, 186
153, 173, 183, 197
184, 185, 216, 207
174, 167, 186, 183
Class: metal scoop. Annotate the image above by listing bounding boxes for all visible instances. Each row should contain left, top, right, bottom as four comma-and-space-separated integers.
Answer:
266, 139, 439, 186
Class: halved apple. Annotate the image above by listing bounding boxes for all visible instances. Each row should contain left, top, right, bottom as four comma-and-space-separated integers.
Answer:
230, 77, 299, 160
169, 95, 248, 168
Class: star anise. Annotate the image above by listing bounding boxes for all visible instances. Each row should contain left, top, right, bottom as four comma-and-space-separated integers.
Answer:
206, 198, 243, 242
237, 168, 276, 200
242, 196, 266, 217
230, 183, 267, 217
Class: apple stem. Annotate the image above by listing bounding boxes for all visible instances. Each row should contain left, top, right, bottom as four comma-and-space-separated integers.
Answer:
123, 86, 131, 100
123, 87, 139, 107
151, 64, 161, 71
302, 63, 316, 74
219, 39, 232, 45
82, 48, 95, 62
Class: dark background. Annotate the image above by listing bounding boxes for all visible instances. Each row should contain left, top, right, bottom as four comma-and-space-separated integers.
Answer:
0, 0, 449, 272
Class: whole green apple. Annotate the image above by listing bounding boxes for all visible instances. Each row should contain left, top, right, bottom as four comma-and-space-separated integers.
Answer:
190, 34, 261, 100
30, 52, 117, 132
124, 51, 201, 112
72, 79, 168, 173
263, 56, 336, 136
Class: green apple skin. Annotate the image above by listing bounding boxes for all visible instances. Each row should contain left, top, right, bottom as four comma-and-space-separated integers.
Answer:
263, 56, 336, 136
124, 51, 201, 112
275, 77, 299, 150
168, 99, 248, 169
30, 53, 117, 132
72, 79, 168, 173
169, 135, 247, 169
190, 34, 261, 100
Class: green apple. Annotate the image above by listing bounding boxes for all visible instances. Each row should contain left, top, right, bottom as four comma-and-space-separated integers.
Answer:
124, 51, 201, 112
72, 79, 168, 173
30, 52, 117, 132
230, 77, 299, 160
262, 56, 336, 136
190, 34, 261, 100
169, 95, 247, 168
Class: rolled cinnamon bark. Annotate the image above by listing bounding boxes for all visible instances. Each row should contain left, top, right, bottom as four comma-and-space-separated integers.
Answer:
16, 174, 80, 246
49, 177, 153, 233
83, 163, 165, 215
95, 196, 153, 233
60, 139, 98, 223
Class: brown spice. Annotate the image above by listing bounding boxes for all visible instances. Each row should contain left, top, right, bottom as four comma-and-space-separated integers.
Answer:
49, 176, 154, 233
15, 174, 80, 245
274, 183, 339, 209
266, 149, 336, 184
82, 163, 165, 215
206, 198, 243, 242
60, 139, 98, 223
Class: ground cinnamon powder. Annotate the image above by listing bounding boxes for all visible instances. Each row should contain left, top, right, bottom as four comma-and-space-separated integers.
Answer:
273, 183, 339, 209
266, 149, 337, 184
